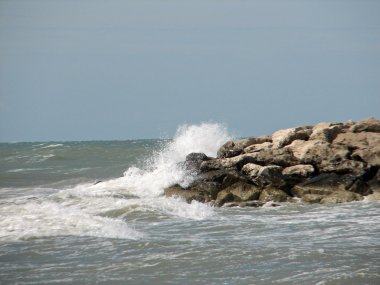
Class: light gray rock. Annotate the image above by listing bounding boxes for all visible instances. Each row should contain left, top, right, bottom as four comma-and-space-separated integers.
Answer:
244, 142, 273, 153
309, 122, 346, 143
285, 139, 349, 166
200, 154, 257, 171
350, 117, 380, 133
282, 164, 315, 177
272, 126, 312, 148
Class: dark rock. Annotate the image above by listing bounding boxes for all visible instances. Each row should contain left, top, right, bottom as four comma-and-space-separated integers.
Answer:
217, 136, 272, 158
186, 152, 210, 162
184, 152, 211, 172
291, 173, 357, 198
217, 141, 242, 158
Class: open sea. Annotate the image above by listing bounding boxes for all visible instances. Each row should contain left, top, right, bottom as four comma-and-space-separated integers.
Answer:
0, 124, 379, 285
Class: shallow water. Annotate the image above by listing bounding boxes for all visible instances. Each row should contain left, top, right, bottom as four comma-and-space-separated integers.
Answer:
0, 124, 379, 284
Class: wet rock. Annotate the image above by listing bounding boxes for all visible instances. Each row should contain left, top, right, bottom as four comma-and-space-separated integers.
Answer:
164, 185, 206, 203
215, 182, 262, 206
258, 188, 290, 203
291, 173, 357, 198
366, 192, 380, 202
368, 169, 380, 192
222, 201, 265, 207
320, 191, 363, 204
301, 194, 324, 204
350, 117, 380, 133
184, 152, 210, 172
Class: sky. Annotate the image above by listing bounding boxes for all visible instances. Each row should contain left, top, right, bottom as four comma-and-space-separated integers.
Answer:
0, 0, 379, 142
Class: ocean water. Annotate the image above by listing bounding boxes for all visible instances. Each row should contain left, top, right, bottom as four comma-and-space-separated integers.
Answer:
0, 123, 379, 285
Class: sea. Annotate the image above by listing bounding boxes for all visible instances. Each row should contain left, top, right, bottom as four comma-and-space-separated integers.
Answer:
0, 123, 379, 285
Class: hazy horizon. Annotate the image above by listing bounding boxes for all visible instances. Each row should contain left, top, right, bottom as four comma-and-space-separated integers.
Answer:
1, 0, 379, 142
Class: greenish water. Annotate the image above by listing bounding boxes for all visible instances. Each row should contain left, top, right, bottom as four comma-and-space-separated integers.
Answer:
0, 124, 379, 284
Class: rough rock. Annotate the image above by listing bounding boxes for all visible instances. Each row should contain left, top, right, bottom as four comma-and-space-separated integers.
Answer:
249, 148, 300, 167
215, 182, 262, 206
164, 118, 379, 207
259, 188, 291, 203
301, 194, 324, 204
184, 152, 210, 172
320, 191, 363, 204
244, 142, 273, 153
333, 132, 380, 166
286, 139, 349, 167
309, 122, 346, 143
291, 173, 356, 198
350, 117, 380, 133
217, 136, 272, 158
272, 126, 312, 148
282, 164, 315, 178
200, 154, 256, 171
366, 192, 380, 202
164, 185, 206, 203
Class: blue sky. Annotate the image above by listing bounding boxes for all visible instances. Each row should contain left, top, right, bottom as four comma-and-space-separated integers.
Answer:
0, 0, 379, 142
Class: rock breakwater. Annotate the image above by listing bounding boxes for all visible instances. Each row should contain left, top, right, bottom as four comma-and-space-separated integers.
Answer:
164, 118, 380, 207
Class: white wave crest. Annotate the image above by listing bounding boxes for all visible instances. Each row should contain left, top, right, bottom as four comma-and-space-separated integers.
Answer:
99, 122, 231, 198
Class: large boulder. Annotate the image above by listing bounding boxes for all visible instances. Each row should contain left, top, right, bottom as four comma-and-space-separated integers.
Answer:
215, 182, 262, 206
248, 148, 300, 167
164, 185, 206, 203
333, 132, 380, 167
200, 154, 257, 171
320, 191, 363, 204
217, 136, 272, 158
282, 164, 315, 178
242, 163, 285, 187
259, 188, 291, 203
309, 122, 346, 143
350, 117, 380, 133
244, 142, 273, 154
271, 126, 312, 148
291, 173, 357, 198
285, 139, 349, 168
184, 152, 210, 172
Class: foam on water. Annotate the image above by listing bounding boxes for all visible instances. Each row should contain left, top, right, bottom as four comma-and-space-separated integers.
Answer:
0, 123, 230, 241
